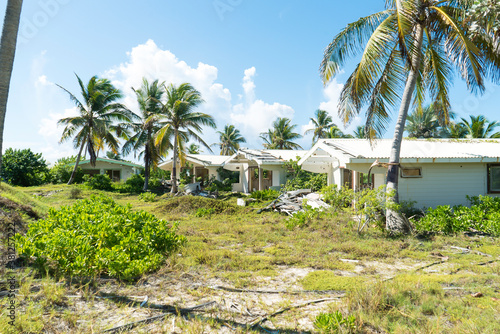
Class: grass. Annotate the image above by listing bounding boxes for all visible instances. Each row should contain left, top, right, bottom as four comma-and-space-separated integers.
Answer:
1, 183, 500, 333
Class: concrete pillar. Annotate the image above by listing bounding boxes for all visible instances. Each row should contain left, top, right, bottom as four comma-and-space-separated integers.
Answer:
258, 166, 263, 191
353, 170, 359, 192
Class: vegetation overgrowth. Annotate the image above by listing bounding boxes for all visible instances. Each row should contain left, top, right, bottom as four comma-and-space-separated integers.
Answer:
1, 181, 500, 333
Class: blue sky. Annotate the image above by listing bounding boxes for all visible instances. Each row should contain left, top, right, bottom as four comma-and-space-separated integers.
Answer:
2, 0, 500, 164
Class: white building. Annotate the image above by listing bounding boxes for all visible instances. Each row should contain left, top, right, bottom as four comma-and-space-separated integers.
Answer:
299, 139, 500, 208
77, 158, 143, 182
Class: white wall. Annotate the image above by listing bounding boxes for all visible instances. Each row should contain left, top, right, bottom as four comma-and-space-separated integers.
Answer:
348, 162, 494, 208
80, 161, 139, 181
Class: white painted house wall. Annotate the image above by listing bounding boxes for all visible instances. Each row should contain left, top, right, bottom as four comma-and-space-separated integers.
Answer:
346, 162, 498, 208
79, 161, 141, 181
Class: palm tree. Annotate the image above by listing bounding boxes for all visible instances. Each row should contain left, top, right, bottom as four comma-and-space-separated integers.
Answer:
260, 117, 303, 150
58, 74, 136, 185
460, 114, 500, 138
122, 78, 167, 191
215, 124, 246, 155
187, 143, 200, 154
444, 122, 468, 138
0, 0, 23, 179
106, 151, 122, 160
304, 109, 334, 144
353, 126, 367, 139
405, 104, 442, 138
155, 83, 215, 193
321, 0, 498, 233
324, 125, 353, 138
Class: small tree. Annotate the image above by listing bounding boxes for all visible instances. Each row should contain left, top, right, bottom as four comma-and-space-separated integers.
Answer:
1, 148, 50, 186
50, 156, 84, 184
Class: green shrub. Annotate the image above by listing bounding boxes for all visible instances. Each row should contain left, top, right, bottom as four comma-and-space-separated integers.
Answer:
206, 176, 233, 192
194, 207, 215, 217
1, 148, 51, 186
50, 156, 84, 184
83, 174, 113, 191
285, 204, 323, 230
115, 174, 144, 193
250, 189, 280, 201
413, 195, 500, 236
69, 187, 82, 199
282, 158, 327, 192
314, 311, 357, 333
15, 195, 185, 280
138, 192, 157, 202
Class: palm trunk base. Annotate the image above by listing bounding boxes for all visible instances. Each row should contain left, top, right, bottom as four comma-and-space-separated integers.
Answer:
385, 209, 412, 235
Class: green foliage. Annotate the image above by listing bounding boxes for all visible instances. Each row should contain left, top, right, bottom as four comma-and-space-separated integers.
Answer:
50, 156, 84, 184
321, 185, 355, 210
194, 207, 215, 217
250, 189, 280, 201
285, 204, 323, 230
138, 192, 157, 202
15, 195, 185, 280
206, 176, 233, 192
83, 174, 113, 191
1, 148, 51, 186
282, 158, 327, 192
217, 167, 239, 184
69, 187, 82, 199
314, 311, 357, 333
413, 195, 500, 236
115, 174, 144, 193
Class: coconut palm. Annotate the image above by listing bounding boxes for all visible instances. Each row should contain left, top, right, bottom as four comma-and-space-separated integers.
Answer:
261, 117, 303, 150
321, 0, 498, 233
0, 0, 23, 178
324, 125, 353, 138
353, 126, 367, 139
215, 124, 246, 155
155, 83, 215, 193
443, 122, 468, 138
405, 104, 442, 138
460, 114, 500, 138
58, 74, 135, 185
122, 78, 167, 191
304, 109, 334, 144
187, 143, 200, 154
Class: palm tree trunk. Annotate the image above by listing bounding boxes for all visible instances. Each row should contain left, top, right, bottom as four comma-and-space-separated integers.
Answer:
143, 132, 151, 192
386, 23, 424, 234
171, 130, 178, 193
0, 0, 23, 183
68, 142, 85, 185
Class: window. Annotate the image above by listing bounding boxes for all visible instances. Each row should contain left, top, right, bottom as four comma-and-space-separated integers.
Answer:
400, 167, 422, 178
488, 164, 500, 193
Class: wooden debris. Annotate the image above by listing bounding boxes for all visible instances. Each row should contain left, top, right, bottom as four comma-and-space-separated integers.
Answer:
257, 189, 330, 215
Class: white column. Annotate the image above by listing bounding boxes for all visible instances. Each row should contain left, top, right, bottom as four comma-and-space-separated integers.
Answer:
258, 166, 263, 191
353, 170, 359, 192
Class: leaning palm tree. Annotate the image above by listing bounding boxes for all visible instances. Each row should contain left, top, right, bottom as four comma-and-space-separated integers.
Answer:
122, 78, 167, 191
261, 117, 303, 150
0, 0, 23, 179
155, 83, 215, 193
460, 114, 500, 138
321, 0, 498, 233
304, 109, 334, 144
215, 124, 246, 155
58, 74, 136, 185
405, 104, 442, 138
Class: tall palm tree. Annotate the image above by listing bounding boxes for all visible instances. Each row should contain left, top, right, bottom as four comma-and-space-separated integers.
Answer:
460, 114, 500, 138
122, 78, 167, 191
58, 74, 136, 185
443, 121, 468, 138
321, 0, 498, 233
155, 83, 215, 193
261, 117, 303, 150
215, 124, 246, 155
405, 104, 442, 138
304, 109, 334, 144
0, 0, 23, 179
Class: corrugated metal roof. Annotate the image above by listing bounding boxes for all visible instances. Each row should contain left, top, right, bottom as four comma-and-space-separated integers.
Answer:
319, 138, 500, 159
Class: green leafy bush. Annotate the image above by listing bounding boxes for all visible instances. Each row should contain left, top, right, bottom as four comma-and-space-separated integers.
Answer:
250, 189, 280, 201
282, 158, 327, 192
15, 195, 185, 280
314, 311, 357, 333
138, 192, 157, 202
50, 156, 84, 184
1, 148, 51, 186
83, 174, 113, 191
194, 207, 215, 217
206, 177, 233, 192
413, 195, 500, 236
115, 174, 144, 193
285, 204, 323, 229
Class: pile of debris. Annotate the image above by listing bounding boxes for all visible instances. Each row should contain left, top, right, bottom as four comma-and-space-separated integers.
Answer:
258, 189, 330, 216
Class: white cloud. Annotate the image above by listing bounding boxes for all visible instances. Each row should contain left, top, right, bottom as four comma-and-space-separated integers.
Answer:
317, 78, 362, 134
